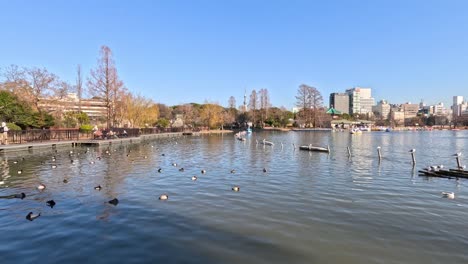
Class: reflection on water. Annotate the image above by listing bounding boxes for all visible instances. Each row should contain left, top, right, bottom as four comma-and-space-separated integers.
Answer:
0, 131, 467, 263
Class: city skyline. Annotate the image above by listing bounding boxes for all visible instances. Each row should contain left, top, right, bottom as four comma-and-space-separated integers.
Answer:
1, 0, 467, 108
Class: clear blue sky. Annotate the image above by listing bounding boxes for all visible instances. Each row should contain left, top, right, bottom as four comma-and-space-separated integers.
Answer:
1, 0, 467, 109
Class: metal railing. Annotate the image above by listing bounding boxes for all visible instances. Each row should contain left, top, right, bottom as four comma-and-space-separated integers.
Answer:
6, 129, 80, 144
4, 127, 198, 144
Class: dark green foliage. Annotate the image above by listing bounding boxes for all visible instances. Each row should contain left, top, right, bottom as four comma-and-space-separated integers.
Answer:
0, 90, 45, 129
156, 118, 170, 128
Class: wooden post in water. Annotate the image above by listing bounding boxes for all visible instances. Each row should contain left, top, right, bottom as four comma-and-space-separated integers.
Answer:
454, 153, 462, 169
409, 149, 416, 166
347, 146, 351, 157
377, 146, 382, 162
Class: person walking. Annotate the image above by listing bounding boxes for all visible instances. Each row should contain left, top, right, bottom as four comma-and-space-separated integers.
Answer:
1, 122, 8, 145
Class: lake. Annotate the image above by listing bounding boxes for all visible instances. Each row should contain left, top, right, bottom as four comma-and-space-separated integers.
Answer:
0, 130, 467, 264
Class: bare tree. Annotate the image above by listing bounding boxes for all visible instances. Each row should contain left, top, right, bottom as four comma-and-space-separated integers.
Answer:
295, 84, 323, 127
228, 96, 236, 109
259, 88, 270, 127
248, 89, 258, 126
87, 46, 125, 128
177, 104, 197, 128
76, 64, 83, 112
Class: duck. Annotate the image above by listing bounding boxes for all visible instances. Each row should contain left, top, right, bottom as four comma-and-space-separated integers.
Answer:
179, 168, 185, 172
201, 169, 206, 174
17, 170, 23, 174
37, 184, 46, 190
172, 163, 177, 167
191, 176, 198, 181
230, 169, 236, 174
51, 165, 57, 169
13, 160, 18, 164
108, 198, 119, 206
63, 179, 68, 183
409, 149, 416, 153
94, 185, 102, 190
90, 161, 95, 164
14, 193, 26, 199
263, 168, 267, 173
26, 212, 41, 221
159, 194, 169, 200
232, 186, 240, 192
157, 168, 163, 173
161, 154, 165, 156
442, 192, 455, 199
46, 200, 56, 208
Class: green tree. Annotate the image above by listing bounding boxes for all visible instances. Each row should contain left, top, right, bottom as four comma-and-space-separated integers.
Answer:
0, 90, 37, 128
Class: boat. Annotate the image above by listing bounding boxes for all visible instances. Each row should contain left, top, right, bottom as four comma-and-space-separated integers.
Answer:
261, 139, 274, 146
299, 144, 330, 153
350, 128, 362, 134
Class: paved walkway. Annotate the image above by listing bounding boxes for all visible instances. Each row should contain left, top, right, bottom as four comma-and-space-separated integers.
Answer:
0, 130, 234, 154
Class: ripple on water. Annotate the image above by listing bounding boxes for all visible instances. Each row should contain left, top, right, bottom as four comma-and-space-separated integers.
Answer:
0, 131, 467, 263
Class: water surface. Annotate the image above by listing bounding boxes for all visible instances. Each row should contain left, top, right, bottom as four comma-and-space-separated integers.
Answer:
0, 131, 467, 263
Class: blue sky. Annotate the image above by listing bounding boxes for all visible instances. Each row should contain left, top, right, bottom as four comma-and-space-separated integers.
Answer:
1, 0, 467, 109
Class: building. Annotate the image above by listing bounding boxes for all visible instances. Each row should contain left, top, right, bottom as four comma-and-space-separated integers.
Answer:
390, 107, 405, 126
402, 103, 419, 119
433, 102, 447, 116
372, 100, 391, 120
39, 93, 107, 120
345, 87, 375, 115
329, 93, 350, 114
452, 96, 468, 126
453, 96, 465, 117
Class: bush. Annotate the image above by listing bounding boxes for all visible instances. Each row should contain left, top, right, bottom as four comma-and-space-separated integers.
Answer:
7, 123, 22, 131
79, 124, 94, 133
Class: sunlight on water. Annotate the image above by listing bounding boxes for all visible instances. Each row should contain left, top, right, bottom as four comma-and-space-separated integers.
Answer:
0, 130, 467, 263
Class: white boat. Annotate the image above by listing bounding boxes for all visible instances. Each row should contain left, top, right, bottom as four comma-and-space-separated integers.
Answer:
350, 128, 362, 134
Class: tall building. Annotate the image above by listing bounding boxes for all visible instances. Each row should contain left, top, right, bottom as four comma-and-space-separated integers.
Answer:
372, 100, 391, 119
329, 93, 350, 114
345, 87, 375, 115
453, 96, 464, 117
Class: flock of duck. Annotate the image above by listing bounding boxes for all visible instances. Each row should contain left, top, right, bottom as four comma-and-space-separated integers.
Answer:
1, 137, 464, 222
1, 143, 263, 221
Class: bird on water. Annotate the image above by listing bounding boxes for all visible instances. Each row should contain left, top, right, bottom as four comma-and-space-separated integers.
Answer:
26, 212, 41, 221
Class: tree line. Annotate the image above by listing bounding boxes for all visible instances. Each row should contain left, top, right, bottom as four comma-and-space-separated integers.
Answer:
0, 45, 330, 130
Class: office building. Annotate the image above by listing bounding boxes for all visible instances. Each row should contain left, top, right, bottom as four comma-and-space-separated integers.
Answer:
345, 87, 375, 115
329, 93, 350, 114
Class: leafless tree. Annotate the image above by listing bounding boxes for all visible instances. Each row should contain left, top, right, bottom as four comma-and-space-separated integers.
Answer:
76, 64, 83, 112
248, 89, 258, 126
259, 88, 270, 127
228, 96, 236, 109
87, 46, 125, 128
173, 103, 197, 128
295, 84, 323, 127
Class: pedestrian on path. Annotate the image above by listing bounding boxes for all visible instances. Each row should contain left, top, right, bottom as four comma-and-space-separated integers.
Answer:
1, 122, 8, 145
